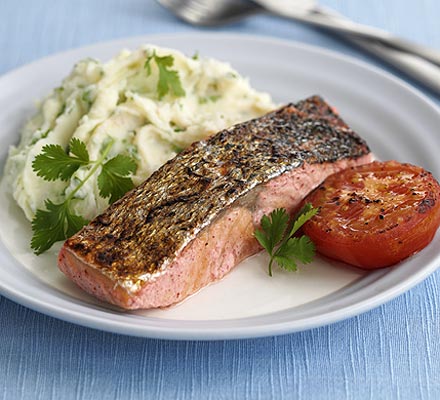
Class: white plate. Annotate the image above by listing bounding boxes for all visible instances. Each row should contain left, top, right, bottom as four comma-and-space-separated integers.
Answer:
0, 33, 440, 340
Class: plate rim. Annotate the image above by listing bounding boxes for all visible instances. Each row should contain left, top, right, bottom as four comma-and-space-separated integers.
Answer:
1, 32, 440, 340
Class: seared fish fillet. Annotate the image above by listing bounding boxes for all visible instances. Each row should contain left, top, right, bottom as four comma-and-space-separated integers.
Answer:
58, 96, 373, 309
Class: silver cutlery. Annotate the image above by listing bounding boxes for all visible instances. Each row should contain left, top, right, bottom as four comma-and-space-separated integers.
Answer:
158, 0, 440, 94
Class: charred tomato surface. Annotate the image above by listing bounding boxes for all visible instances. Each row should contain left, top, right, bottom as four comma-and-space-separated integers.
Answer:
302, 160, 440, 269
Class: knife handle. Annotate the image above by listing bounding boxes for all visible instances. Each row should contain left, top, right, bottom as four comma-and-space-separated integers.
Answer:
343, 35, 440, 95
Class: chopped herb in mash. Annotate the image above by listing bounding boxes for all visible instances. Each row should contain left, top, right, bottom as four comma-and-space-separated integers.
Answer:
4, 44, 275, 252
144, 51, 186, 99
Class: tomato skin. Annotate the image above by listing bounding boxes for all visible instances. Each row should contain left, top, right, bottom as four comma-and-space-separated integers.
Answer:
302, 161, 440, 269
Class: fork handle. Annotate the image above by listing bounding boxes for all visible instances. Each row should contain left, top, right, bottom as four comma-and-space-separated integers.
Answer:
263, 3, 440, 66
343, 36, 440, 95
316, 6, 440, 94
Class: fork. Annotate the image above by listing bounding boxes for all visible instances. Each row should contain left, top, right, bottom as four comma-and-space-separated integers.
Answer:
158, 0, 440, 94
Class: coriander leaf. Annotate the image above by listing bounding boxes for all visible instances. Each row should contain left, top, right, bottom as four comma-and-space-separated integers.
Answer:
255, 204, 318, 276
288, 203, 319, 237
157, 59, 185, 99
30, 139, 138, 255
145, 51, 185, 99
254, 209, 288, 257
144, 53, 153, 75
98, 154, 137, 204
273, 253, 298, 272
254, 208, 289, 276
31, 200, 67, 254
65, 208, 89, 238
103, 154, 137, 176
30, 199, 88, 255
69, 137, 90, 163
32, 138, 89, 181
292, 235, 316, 264
254, 228, 270, 255
264, 208, 289, 251
274, 236, 316, 272
98, 175, 133, 204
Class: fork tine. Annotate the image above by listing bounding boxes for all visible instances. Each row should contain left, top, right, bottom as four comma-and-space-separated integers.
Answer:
157, 0, 262, 26
157, 0, 222, 25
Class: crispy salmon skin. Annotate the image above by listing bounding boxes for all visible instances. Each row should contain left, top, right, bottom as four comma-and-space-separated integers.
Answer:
58, 96, 372, 309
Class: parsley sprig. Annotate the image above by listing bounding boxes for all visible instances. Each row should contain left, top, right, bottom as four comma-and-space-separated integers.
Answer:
144, 51, 185, 99
30, 138, 137, 254
33, 138, 90, 181
254, 204, 318, 276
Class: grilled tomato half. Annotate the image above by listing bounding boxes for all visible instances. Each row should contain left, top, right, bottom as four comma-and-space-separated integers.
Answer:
302, 160, 440, 269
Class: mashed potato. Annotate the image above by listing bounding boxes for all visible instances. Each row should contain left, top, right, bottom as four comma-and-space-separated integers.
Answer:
5, 45, 275, 221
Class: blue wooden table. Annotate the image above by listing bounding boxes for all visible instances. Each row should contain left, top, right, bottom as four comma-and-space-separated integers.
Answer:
1, 1, 440, 398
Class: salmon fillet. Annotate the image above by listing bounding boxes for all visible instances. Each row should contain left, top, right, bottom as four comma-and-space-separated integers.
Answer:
58, 96, 373, 309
